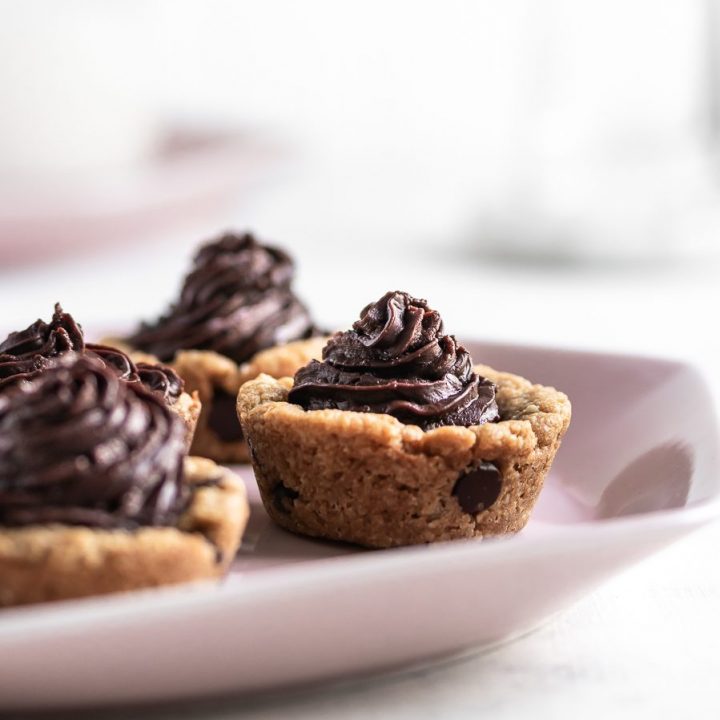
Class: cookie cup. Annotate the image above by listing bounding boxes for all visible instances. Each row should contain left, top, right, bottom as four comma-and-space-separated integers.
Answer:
238, 366, 571, 548
0, 457, 249, 607
172, 337, 328, 463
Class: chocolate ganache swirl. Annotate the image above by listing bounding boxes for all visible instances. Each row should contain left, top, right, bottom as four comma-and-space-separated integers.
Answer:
0, 354, 187, 528
134, 362, 184, 404
0, 304, 184, 403
0, 304, 83, 388
126, 232, 316, 364
288, 291, 499, 430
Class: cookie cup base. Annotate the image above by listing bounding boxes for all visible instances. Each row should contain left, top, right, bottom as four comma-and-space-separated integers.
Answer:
0, 457, 249, 607
238, 366, 571, 549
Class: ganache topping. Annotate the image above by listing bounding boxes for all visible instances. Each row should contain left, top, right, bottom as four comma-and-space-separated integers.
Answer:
0, 354, 187, 528
0, 304, 184, 403
125, 232, 316, 364
288, 291, 499, 430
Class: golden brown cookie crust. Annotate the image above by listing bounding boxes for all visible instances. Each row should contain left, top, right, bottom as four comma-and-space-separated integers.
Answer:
172, 390, 202, 451
0, 456, 249, 607
172, 337, 328, 463
238, 366, 571, 548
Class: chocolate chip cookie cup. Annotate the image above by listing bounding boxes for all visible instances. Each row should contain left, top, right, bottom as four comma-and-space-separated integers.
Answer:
0, 355, 249, 607
238, 292, 571, 549
123, 231, 325, 463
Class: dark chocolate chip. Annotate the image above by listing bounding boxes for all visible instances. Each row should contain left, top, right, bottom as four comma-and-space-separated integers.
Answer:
272, 483, 299, 513
208, 387, 244, 443
452, 462, 503, 514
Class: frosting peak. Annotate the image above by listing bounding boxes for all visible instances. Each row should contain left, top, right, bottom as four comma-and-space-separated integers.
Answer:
126, 231, 316, 364
289, 291, 499, 430
0, 304, 83, 387
0, 354, 187, 529
0, 304, 184, 403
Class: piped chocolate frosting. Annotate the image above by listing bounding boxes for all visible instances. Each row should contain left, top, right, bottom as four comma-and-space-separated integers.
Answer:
0, 354, 187, 529
126, 232, 316, 364
0, 304, 83, 387
288, 291, 499, 430
0, 304, 184, 404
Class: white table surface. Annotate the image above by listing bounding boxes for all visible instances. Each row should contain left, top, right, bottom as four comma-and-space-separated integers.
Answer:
2, 232, 720, 720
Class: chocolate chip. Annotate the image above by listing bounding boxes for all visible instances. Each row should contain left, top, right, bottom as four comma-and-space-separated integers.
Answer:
207, 387, 244, 443
272, 483, 299, 513
452, 462, 502, 514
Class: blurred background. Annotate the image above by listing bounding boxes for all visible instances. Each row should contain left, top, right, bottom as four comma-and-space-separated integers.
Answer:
2, 0, 720, 367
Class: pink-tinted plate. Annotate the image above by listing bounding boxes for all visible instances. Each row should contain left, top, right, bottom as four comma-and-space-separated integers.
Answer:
0, 341, 718, 711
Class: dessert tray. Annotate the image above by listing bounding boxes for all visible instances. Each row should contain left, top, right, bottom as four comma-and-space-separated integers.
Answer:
0, 340, 717, 712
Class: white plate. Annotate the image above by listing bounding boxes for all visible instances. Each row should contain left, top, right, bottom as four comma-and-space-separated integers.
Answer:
0, 341, 718, 712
